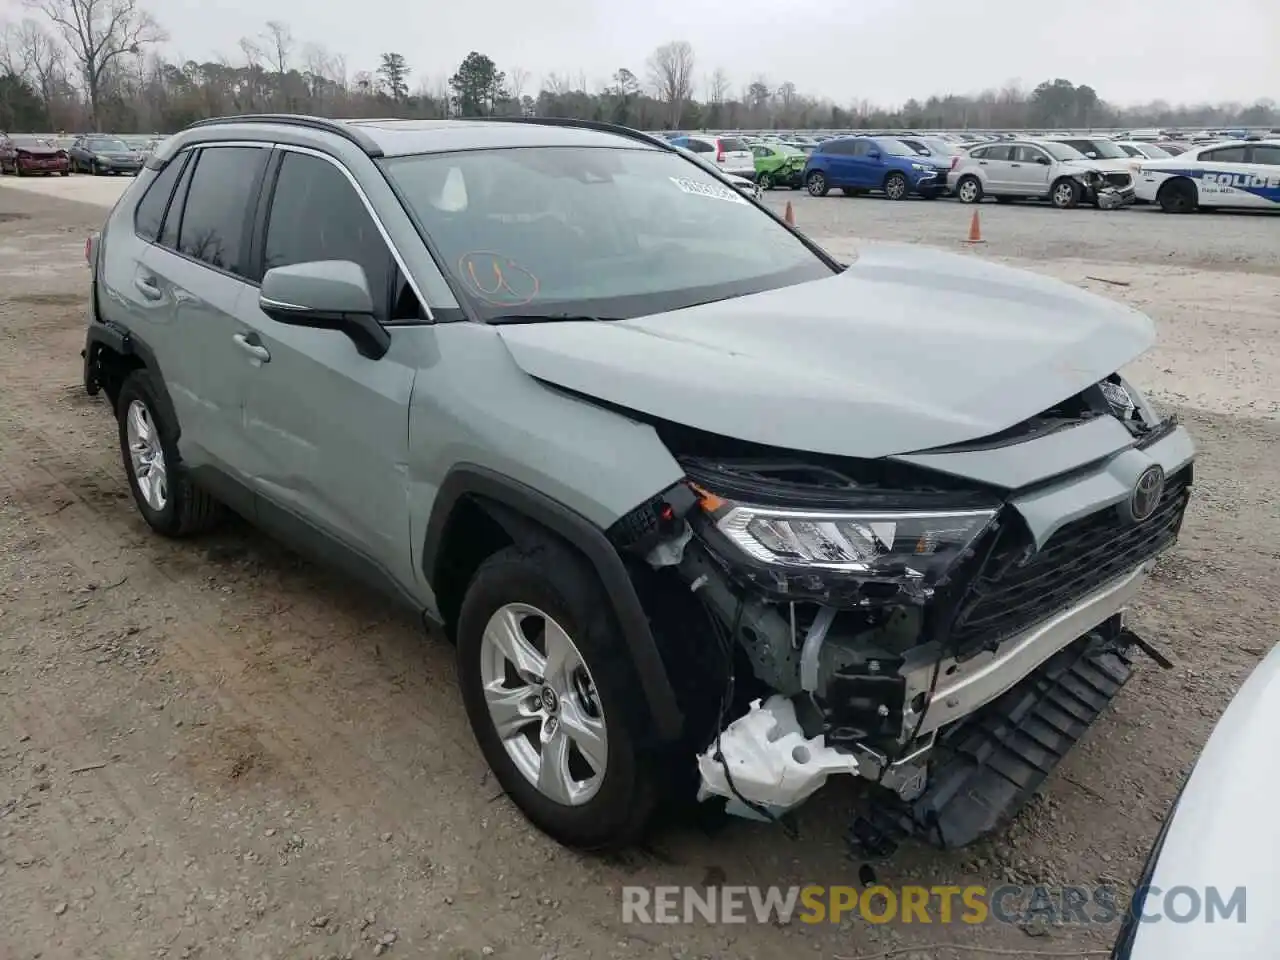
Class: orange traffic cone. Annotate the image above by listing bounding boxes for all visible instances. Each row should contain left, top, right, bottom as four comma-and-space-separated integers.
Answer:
964, 209, 984, 244
784, 201, 795, 226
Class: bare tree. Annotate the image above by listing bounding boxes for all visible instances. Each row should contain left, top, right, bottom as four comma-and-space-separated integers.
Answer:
25, 0, 166, 129
261, 20, 292, 76
542, 71, 568, 96
708, 67, 730, 104
646, 40, 694, 127
507, 65, 529, 102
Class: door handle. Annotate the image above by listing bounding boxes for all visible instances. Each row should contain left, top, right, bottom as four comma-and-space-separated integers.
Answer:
1010, 163, 1022, 168
232, 332, 271, 363
978, 160, 988, 165
134, 275, 162, 300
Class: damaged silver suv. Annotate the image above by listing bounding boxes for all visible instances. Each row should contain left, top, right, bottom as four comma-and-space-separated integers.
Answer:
82, 115, 1194, 853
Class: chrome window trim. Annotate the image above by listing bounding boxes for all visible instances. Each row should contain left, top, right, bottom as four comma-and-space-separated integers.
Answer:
270, 142, 434, 322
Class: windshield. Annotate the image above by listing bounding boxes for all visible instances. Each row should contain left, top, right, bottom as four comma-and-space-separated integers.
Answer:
87, 138, 129, 152
381, 146, 833, 322
1088, 140, 1129, 159
1042, 141, 1086, 161
877, 139, 916, 157
1138, 143, 1172, 158
14, 138, 53, 149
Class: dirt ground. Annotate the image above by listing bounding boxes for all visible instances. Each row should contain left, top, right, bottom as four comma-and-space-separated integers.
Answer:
1, 182, 1277, 960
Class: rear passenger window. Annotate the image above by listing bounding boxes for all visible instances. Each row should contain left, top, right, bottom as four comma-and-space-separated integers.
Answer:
177, 146, 268, 277
134, 153, 188, 242
263, 152, 394, 321
1250, 145, 1280, 165
159, 155, 195, 250
1202, 146, 1247, 163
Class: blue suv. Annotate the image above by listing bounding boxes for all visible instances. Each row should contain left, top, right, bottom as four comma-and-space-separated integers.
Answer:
803, 136, 948, 200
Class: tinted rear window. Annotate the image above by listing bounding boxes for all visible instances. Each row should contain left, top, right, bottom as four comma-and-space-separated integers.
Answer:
718, 138, 747, 152
175, 146, 268, 277
134, 152, 189, 242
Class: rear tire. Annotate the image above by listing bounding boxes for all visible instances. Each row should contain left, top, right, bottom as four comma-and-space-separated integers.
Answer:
456, 542, 659, 850
758, 171, 774, 190
956, 176, 983, 204
115, 369, 221, 537
1157, 179, 1197, 214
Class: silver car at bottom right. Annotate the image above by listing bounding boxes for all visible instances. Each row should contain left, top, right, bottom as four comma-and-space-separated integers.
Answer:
1111, 640, 1279, 958
947, 139, 1136, 209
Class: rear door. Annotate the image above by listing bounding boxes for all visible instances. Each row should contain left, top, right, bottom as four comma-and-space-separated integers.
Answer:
236, 148, 420, 578
132, 145, 271, 485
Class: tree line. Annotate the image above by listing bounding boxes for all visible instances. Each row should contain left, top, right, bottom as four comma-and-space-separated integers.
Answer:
2, 0, 1277, 135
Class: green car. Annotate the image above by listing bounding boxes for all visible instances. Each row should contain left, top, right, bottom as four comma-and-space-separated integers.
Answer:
750, 143, 807, 190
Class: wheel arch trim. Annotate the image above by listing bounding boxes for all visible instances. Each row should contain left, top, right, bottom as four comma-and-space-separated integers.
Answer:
422, 464, 684, 742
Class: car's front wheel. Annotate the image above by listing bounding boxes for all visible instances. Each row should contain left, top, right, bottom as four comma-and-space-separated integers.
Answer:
1051, 177, 1081, 209
115, 369, 221, 537
806, 170, 829, 197
883, 171, 908, 201
456, 542, 658, 850
1157, 179, 1197, 214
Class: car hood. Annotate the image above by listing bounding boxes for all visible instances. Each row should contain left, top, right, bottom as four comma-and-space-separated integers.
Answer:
1062, 157, 1136, 175
496, 243, 1155, 459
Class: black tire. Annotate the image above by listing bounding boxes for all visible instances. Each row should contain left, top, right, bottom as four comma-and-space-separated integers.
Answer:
883, 171, 908, 201
1157, 179, 1197, 214
758, 171, 774, 190
456, 542, 659, 850
115, 369, 221, 537
92, 161, 102, 176
955, 175, 983, 204
14, 163, 25, 178
60, 170, 70, 177
1051, 177, 1081, 209
806, 170, 829, 197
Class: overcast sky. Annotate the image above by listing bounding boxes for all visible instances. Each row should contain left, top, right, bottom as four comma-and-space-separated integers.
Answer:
9, 0, 1279, 106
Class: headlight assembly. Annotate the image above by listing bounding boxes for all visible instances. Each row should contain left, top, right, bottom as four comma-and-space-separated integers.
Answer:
715, 504, 995, 578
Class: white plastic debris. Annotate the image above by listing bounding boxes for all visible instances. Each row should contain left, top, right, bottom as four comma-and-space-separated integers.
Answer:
696, 695, 860, 817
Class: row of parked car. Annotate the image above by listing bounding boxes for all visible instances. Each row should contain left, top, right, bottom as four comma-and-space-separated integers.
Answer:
0, 132, 157, 177
665, 129, 1280, 213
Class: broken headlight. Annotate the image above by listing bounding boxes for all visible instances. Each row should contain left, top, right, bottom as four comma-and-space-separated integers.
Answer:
707, 499, 996, 581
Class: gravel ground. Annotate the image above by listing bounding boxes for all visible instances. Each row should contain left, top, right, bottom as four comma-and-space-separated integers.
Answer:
1, 179, 1277, 960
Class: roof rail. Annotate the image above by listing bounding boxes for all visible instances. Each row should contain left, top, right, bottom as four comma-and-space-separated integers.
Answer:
453, 115, 675, 152
182, 114, 383, 156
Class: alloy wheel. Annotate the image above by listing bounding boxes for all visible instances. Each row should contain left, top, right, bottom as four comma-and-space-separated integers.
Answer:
479, 602, 608, 806
125, 399, 168, 511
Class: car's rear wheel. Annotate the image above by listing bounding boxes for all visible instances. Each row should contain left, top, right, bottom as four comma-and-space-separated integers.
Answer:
1051, 177, 1081, 209
806, 171, 829, 197
883, 171, 908, 200
758, 171, 774, 190
956, 176, 983, 204
456, 542, 659, 850
115, 369, 221, 537
1157, 179, 1197, 214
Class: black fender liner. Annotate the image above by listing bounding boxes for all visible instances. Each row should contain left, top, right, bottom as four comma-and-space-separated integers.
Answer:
81, 319, 180, 435
422, 464, 684, 743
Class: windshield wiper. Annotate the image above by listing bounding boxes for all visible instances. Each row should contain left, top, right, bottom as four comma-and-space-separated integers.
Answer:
487, 313, 623, 326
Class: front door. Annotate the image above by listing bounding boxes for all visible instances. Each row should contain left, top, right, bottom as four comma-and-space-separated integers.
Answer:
237, 148, 421, 585
1008, 145, 1054, 196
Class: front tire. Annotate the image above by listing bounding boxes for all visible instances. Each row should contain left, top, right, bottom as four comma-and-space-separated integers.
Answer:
806, 170, 829, 197
883, 171, 908, 201
1051, 177, 1081, 209
456, 542, 658, 850
115, 369, 221, 537
1157, 179, 1197, 214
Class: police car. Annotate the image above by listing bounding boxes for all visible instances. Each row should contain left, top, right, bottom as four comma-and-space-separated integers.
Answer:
1134, 139, 1280, 213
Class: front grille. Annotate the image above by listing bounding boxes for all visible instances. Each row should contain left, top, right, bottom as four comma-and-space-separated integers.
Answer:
1104, 172, 1132, 189
947, 467, 1191, 654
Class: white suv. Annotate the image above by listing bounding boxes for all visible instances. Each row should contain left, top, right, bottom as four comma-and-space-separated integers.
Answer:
669, 134, 756, 179
948, 139, 1136, 209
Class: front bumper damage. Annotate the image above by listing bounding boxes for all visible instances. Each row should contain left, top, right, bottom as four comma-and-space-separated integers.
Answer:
624, 402, 1194, 854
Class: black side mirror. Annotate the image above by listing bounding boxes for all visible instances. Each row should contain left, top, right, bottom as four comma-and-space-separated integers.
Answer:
259, 260, 391, 360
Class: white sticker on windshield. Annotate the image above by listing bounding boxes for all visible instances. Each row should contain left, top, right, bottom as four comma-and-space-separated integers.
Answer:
669, 176, 747, 204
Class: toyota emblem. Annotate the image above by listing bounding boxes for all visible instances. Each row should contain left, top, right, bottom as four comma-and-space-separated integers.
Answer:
1127, 465, 1165, 524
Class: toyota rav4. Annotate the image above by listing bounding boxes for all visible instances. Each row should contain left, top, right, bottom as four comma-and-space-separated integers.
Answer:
81, 115, 1194, 853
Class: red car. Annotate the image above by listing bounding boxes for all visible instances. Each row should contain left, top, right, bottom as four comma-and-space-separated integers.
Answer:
0, 134, 72, 176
